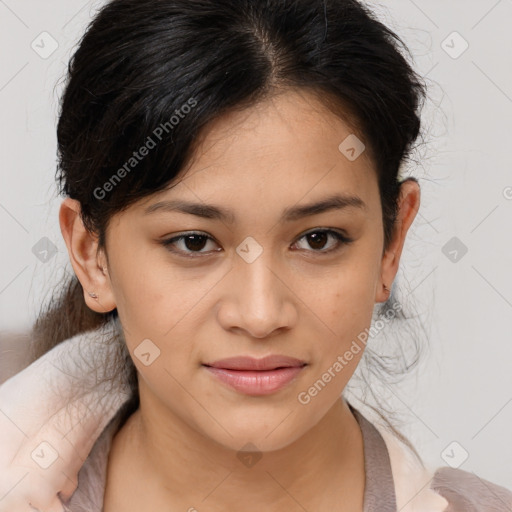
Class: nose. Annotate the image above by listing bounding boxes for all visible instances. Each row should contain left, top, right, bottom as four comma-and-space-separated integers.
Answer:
216, 251, 298, 339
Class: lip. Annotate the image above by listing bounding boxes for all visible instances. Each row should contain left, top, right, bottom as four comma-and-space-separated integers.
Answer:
203, 355, 307, 396
204, 355, 307, 371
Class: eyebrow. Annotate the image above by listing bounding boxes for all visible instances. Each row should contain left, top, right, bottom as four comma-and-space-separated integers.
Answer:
143, 193, 366, 223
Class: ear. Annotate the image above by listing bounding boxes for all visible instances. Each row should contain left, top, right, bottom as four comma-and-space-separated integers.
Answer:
58, 198, 116, 313
375, 178, 421, 303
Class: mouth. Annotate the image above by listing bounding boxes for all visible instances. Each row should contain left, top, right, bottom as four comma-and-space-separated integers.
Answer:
202, 355, 307, 395
203, 354, 307, 371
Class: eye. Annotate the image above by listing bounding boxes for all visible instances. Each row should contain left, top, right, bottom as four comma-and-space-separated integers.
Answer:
161, 228, 353, 258
292, 229, 353, 254
161, 232, 221, 257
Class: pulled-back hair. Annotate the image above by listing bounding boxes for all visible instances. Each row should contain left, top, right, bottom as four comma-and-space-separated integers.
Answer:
30, 0, 428, 463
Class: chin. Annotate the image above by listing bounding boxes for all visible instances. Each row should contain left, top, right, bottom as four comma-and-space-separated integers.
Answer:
198, 410, 310, 454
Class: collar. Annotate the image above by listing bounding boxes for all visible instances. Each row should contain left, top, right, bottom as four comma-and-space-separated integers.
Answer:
0, 319, 451, 511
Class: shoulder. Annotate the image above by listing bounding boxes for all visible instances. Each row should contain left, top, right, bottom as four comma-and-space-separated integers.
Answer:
372, 421, 512, 512
431, 466, 512, 511
62, 397, 137, 512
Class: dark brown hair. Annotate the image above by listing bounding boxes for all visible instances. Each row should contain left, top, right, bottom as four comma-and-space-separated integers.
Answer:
30, 0, 428, 464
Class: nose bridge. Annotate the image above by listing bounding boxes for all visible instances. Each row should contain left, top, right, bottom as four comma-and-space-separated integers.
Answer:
248, 253, 276, 290
237, 240, 280, 305
226, 237, 293, 337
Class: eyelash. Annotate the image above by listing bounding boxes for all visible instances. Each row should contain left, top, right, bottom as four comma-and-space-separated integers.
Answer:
160, 229, 354, 258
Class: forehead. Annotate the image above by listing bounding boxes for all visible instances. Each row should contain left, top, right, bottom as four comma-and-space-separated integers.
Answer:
137, 88, 379, 219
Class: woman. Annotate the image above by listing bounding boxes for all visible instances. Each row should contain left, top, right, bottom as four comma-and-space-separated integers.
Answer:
1, 0, 511, 510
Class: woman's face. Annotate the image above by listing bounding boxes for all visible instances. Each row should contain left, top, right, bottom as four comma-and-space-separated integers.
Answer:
83, 89, 414, 452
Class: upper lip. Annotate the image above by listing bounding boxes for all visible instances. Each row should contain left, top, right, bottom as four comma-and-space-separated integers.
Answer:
203, 355, 307, 371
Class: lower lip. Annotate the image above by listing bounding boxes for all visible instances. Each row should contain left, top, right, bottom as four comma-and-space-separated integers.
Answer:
203, 365, 305, 396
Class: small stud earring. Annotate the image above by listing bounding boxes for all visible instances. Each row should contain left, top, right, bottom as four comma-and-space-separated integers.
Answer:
88, 291, 99, 299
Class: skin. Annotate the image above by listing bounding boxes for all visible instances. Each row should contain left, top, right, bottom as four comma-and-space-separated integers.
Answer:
59, 88, 420, 511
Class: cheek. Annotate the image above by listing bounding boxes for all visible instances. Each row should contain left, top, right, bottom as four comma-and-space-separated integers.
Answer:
320, 291, 375, 380
110, 244, 209, 335
109, 253, 219, 379
296, 287, 375, 406
307, 261, 378, 337
300, 255, 379, 383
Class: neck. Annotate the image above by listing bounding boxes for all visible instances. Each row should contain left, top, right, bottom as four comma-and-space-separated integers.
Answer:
105, 386, 366, 512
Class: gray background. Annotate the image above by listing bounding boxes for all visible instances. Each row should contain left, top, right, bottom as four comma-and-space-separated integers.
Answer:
0, 0, 511, 489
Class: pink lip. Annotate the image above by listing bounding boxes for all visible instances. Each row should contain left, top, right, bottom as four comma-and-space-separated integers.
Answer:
203, 355, 307, 396
205, 355, 306, 371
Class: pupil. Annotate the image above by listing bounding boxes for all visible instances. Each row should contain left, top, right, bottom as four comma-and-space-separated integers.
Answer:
185, 235, 207, 251
308, 232, 327, 250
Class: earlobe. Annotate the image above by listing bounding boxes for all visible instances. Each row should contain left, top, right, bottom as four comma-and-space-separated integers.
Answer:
375, 249, 396, 303
58, 198, 116, 313
375, 178, 421, 303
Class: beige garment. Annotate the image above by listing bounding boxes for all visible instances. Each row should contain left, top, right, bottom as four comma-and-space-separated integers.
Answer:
61, 396, 512, 511
1, 318, 511, 511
